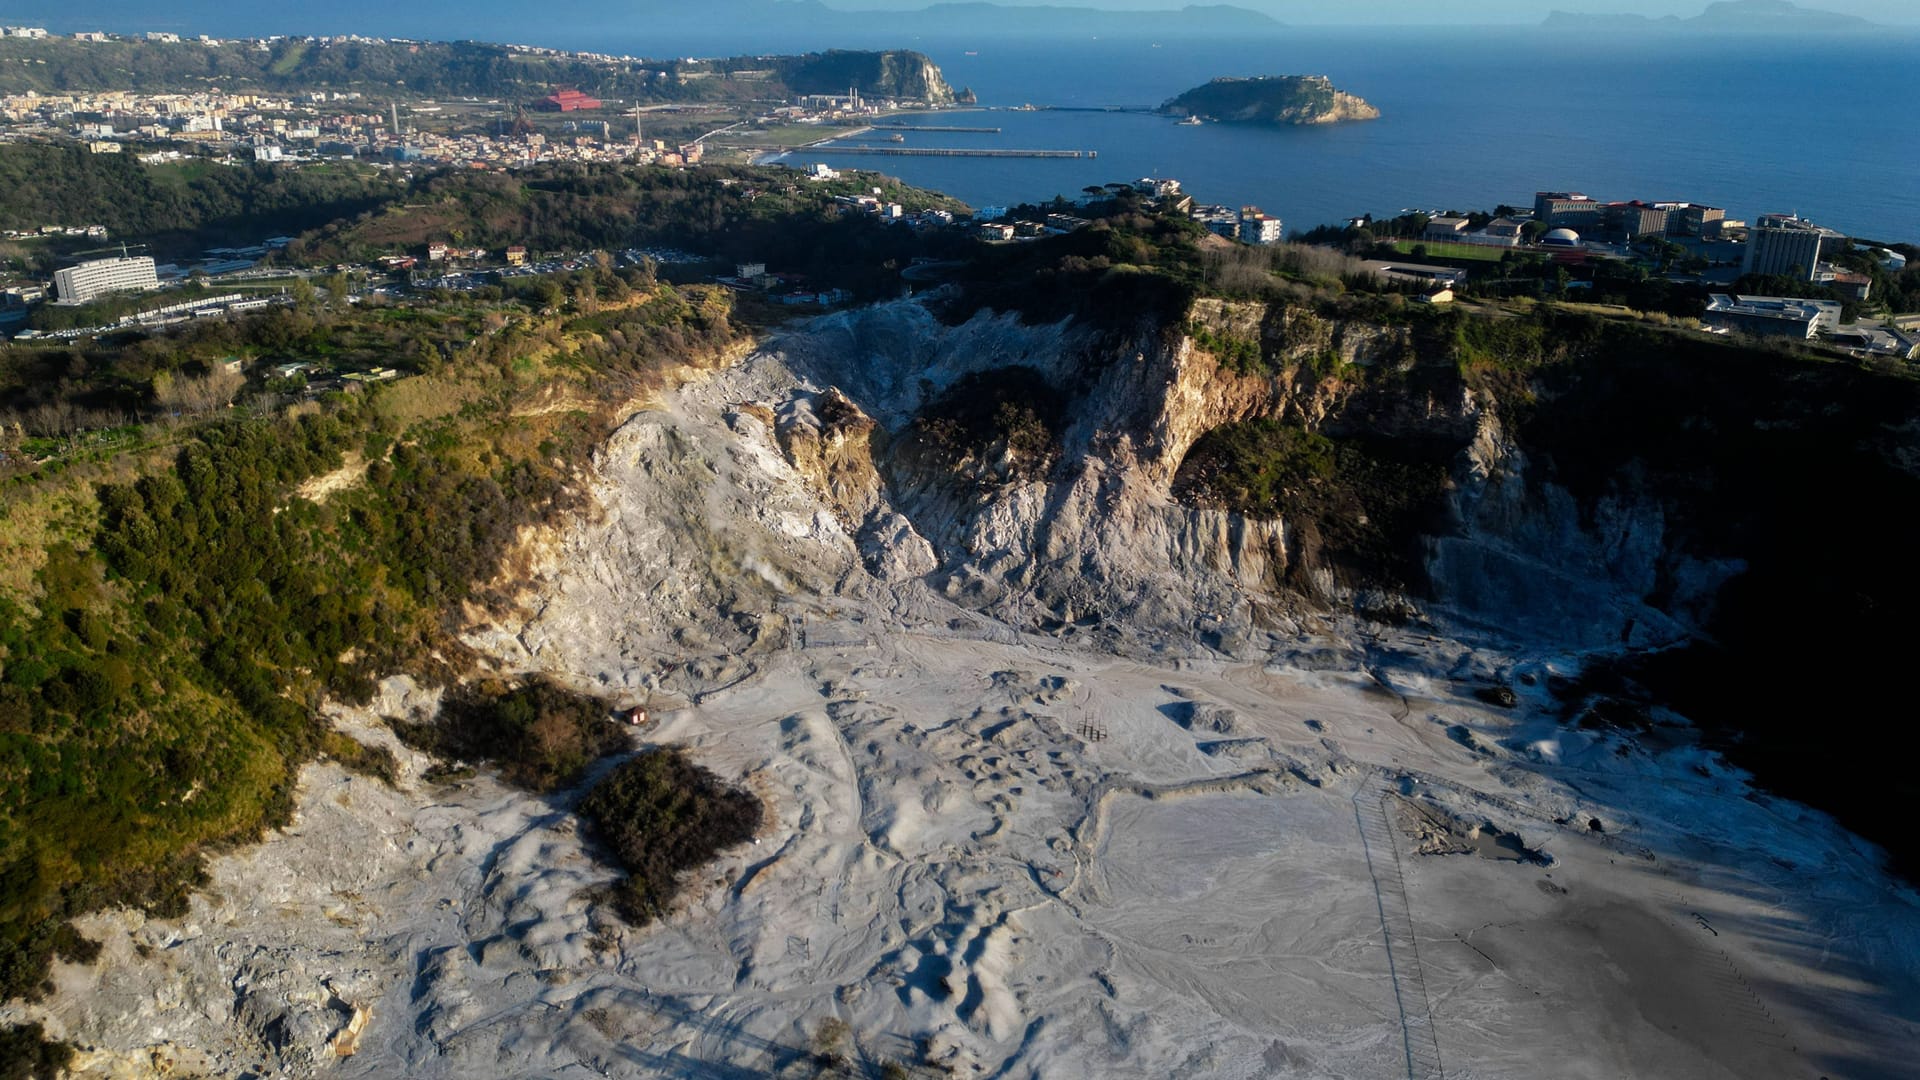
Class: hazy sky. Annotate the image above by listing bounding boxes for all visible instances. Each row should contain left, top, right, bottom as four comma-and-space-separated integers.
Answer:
825, 0, 1919, 23
9, 0, 1917, 33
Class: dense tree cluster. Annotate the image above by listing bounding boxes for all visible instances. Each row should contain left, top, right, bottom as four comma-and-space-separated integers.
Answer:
0, 144, 398, 260
579, 749, 763, 923
294, 163, 968, 300
0, 267, 740, 1003
399, 679, 629, 795
1174, 417, 1450, 592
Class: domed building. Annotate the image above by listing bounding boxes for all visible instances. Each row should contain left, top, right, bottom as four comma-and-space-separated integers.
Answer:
1541, 227, 1582, 247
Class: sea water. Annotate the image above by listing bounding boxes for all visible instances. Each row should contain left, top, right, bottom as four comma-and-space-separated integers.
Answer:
759, 28, 1920, 239
37, 4, 1914, 239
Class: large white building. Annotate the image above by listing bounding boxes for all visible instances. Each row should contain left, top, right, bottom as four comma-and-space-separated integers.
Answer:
53, 256, 159, 304
1742, 214, 1838, 281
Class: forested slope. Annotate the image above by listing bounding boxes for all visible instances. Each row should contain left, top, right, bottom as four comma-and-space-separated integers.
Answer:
0, 37, 952, 103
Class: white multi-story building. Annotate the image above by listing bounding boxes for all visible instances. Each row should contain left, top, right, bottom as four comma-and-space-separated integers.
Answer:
1742, 214, 1839, 281
53, 256, 159, 304
1237, 207, 1284, 246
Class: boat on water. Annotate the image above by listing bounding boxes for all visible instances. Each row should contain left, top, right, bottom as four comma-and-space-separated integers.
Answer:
1178, 115, 1204, 126
886, 133, 905, 142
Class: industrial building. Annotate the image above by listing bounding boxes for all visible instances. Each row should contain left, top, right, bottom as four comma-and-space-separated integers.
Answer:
533, 89, 602, 112
1703, 293, 1843, 340
1603, 202, 1671, 240
53, 255, 159, 304
1659, 202, 1726, 237
1534, 191, 1604, 230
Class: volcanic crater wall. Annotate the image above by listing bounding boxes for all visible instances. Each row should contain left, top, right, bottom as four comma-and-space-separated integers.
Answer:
515, 293, 1920, 688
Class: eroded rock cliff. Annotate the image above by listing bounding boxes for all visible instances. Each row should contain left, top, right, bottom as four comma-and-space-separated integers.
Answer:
487, 296, 1755, 677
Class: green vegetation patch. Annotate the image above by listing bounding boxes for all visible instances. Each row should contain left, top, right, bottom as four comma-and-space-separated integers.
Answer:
0, 1021, 74, 1080
1389, 240, 1508, 263
317, 730, 400, 786
0, 272, 732, 1003
1174, 419, 1453, 592
902, 366, 1065, 482
0, 143, 398, 259
1189, 323, 1263, 375
0, 38, 949, 106
579, 748, 763, 923
398, 678, 629, 795
1159, 75, 1360, 125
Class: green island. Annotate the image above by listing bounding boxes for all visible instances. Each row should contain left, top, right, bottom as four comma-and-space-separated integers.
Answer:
1160, 74, 1381, 125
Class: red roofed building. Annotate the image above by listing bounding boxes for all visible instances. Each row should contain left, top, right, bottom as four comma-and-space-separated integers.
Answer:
534, 89, 602, 112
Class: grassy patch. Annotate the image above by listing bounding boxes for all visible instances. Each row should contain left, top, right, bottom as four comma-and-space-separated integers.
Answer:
317, 730, 399, 785
1189, 323, 1264, 375
266, 41, 309, 77
1390, 239, 1507, 263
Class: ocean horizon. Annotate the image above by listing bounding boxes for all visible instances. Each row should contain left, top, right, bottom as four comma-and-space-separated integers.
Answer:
8, 9, 1912, 236
739, 28, 1920, 240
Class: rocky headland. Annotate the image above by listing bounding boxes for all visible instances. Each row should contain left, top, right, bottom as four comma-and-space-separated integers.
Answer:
1160, 74, 1380, 125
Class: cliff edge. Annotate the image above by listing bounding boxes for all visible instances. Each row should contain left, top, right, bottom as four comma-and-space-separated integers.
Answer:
785, 49, 956, 104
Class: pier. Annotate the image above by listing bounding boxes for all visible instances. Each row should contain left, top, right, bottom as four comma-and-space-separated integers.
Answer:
991, 105, 1157, 115
867, 124, 1003, 133
807, 146, 1096, 159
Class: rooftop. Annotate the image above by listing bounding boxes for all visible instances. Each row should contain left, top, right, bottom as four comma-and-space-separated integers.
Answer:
1706, 293, 1844, 320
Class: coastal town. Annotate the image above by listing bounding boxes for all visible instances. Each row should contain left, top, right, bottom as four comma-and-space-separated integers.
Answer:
1, 24, 1915, 360
0, 27, 945, 171
8, 165, 1913, 360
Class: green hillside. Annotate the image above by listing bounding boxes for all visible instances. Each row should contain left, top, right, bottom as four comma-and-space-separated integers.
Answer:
0, 37, 953, 104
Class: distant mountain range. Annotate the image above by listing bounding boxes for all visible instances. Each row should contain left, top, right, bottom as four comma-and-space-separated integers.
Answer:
667, 1, 1282, 39
0, 0, 1284, 46
1544, 0, 1876, 32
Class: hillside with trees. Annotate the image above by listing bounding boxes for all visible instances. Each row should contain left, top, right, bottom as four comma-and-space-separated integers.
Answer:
0, 37, 952, 104
0, 144, 399, 261
0, 257, 742, 1012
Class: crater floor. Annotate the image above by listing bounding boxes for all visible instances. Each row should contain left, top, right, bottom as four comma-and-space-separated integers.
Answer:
11, 318, 1918, 1078
15, 628, 1919, 1079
